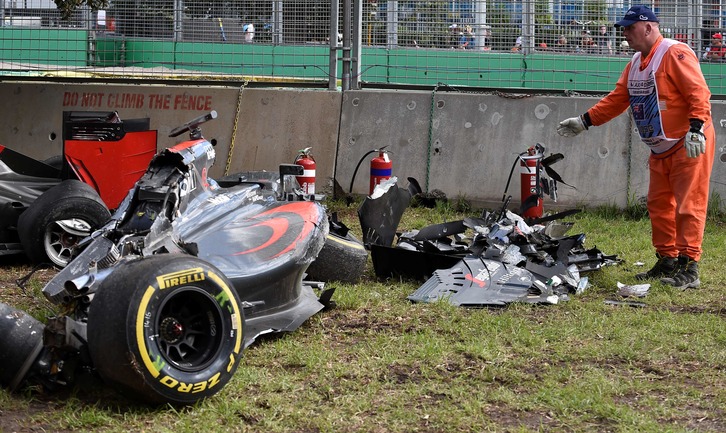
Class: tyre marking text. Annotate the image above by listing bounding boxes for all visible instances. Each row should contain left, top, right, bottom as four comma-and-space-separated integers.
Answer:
156, 267, 205, 289
159, 372, 222, 393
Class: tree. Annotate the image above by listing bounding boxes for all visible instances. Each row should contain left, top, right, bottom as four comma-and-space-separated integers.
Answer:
53, 0, 109, 19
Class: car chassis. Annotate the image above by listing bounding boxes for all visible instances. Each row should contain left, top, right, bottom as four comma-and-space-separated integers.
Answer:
0, 111, 333, 405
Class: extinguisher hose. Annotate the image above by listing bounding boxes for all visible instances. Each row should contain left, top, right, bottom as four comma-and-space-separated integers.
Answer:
349, 146, 388, 194
500, 151, 528, 203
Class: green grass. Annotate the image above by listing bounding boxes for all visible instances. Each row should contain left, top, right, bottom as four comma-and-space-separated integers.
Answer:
1, 200, 724, 433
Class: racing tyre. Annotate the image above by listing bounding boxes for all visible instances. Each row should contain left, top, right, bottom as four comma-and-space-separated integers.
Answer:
86, 255, 245, 405
0, 302, 45, 391
17, 179, 111, 267
42, 155, 64, 170
306, 231, 368, 284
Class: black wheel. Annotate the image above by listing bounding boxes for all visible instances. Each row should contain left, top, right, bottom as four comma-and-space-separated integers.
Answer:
306, 231, 368, 284
42, 155, 64, 170
18, 179, 111, 267
0, 302, 45, 391
86, 255, 245, 405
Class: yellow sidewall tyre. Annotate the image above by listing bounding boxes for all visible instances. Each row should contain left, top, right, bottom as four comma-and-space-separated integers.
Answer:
306, 231, 368, 284
87, 255, 245, 405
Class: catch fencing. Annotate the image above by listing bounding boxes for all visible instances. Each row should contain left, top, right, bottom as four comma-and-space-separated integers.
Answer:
1, 1, 726, 95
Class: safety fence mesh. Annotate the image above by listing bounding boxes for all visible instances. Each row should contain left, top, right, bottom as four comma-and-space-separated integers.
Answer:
1, 1, 726, 94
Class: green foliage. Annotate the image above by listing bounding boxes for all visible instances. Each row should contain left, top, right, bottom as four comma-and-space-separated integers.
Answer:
535, 0, 553, 25
54, 0, 108, 19
707, 192, 726, 221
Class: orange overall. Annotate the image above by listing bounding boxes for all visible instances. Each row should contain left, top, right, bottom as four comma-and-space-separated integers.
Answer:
587, 36, 715, 261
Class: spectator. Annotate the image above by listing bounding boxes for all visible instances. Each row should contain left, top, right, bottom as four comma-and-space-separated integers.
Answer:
594, 25, 613, 54
459, 25, 475, 49
511, 35, 523, 51
703, 33, 726, 61
447, 24, 460, 48
479, 25, 492, 51
618, 40, 631, 56
579, 30, 596, 53
553, 35, 570, 52
557, 5, 714, 290
243, 23, 255, 43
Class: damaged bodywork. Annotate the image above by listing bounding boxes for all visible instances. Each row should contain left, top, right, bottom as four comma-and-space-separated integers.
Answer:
357, 152, 619, 308
405, 209, 615, 306
0, 111, 332, 405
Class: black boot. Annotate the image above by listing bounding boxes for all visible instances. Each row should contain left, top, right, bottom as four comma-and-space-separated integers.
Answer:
661, 256, 700, 289
635, 253, 677, 280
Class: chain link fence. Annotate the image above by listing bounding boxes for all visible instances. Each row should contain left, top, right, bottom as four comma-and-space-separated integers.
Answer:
1, 1, 725, 94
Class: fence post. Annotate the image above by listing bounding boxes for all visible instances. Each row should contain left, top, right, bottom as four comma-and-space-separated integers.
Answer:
351, 0, 362, 90
342, 0, 352, 90
329, 0, 340, 90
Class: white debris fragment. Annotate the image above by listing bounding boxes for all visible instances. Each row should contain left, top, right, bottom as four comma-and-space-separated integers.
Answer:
506, 210, 533, 234
616, 281, 650, 298
370, 176, 398, 199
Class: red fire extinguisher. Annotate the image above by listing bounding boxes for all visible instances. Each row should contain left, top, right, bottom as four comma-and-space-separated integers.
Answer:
294, 147, 316, 195
520, 145, 544, 219
369, 148, 392, 195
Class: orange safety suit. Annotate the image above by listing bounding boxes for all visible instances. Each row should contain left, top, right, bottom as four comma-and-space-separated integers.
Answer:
586, 36, 715, 261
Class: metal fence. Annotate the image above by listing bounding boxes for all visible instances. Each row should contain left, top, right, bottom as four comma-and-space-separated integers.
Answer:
1, 1, 726, 94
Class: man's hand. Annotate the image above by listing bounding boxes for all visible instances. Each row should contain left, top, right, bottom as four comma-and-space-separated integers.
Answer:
557, 116, 588, 137
685, 128, 706, 158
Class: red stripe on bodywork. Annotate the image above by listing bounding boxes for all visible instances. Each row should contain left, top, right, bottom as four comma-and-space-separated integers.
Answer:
234, 218, 289, 256
169, 139, 205, 153
465, 274, 486, 288
234, 202, 321, 259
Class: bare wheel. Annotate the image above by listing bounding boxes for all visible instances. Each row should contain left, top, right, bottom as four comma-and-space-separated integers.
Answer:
43, 218, 95, 267
18, 180, 111, 267
156, 288, 225, 371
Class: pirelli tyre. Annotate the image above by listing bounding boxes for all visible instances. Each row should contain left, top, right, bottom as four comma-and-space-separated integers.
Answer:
305, 231, 368, 284
86, 255, 245, 405
18, 179, 111, 268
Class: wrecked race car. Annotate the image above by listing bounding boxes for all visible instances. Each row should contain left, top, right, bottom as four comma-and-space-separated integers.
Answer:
0, 110, 332, 405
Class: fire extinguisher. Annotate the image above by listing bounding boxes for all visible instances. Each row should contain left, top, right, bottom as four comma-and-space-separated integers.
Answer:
369, 148, 392, 195
294, 147, 316, 195
520, 145, 544, 219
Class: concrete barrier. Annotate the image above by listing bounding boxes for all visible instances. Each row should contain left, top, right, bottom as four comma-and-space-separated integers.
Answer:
0, 82, 341, 187
1, 81, 724, 211
337, 90, 650, 209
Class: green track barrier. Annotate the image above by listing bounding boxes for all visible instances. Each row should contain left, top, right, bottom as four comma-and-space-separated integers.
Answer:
2, 29, 725, 95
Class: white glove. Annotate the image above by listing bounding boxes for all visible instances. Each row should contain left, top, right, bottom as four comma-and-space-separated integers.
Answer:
684, 128, 706, 158
557, 116, 588, 137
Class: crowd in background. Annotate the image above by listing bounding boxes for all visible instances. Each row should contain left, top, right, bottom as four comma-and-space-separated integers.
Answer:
443, 22, 632, 56
441, 21, 725, 61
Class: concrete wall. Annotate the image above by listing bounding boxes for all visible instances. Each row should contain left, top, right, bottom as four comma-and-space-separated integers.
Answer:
1, 81, 724, 210
0, 82, 341, 187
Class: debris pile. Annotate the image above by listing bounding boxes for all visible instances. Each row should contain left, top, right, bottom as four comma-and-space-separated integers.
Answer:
357, 177, 620, 307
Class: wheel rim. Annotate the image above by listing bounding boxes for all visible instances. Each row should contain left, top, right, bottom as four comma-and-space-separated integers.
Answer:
43, 218, 93, 267
156, 288, 224, 372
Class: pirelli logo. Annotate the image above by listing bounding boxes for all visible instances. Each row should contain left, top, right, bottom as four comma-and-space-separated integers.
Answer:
157, 268, 205, 289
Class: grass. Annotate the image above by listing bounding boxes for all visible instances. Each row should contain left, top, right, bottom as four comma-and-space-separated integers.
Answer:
1, 198, 725, 433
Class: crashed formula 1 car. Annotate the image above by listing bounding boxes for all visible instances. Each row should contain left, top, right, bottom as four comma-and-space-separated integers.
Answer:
0, 111, 333, 405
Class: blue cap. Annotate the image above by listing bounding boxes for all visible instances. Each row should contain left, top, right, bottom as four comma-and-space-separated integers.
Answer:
615, 5, 659, 28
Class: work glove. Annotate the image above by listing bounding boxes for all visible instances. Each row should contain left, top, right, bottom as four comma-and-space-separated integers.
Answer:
557, 115, 588, 137
684, 122, 706, 158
